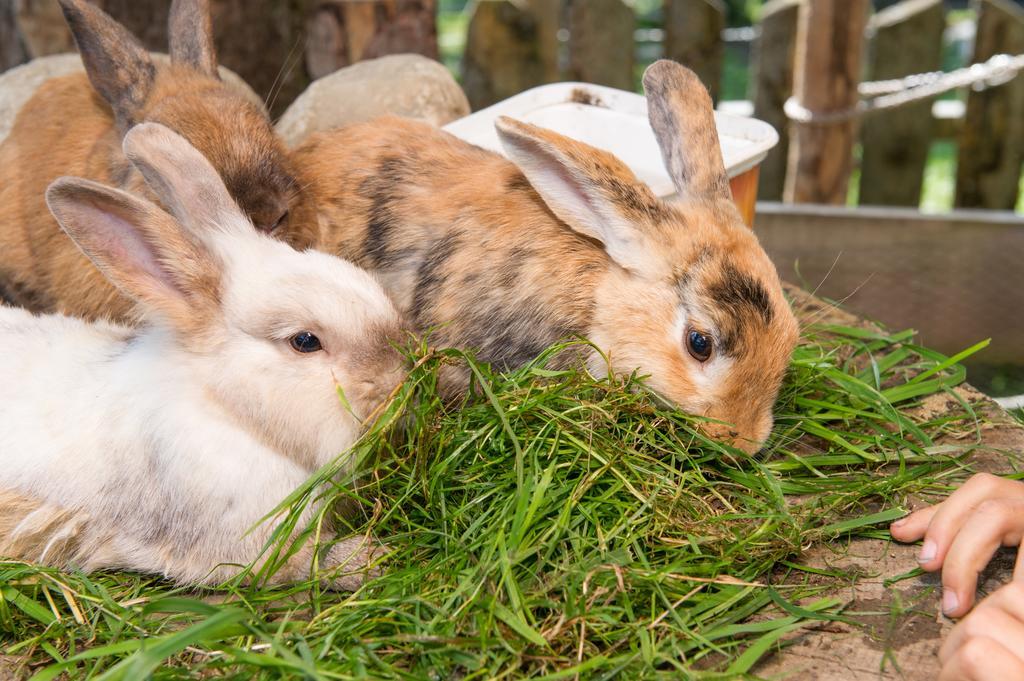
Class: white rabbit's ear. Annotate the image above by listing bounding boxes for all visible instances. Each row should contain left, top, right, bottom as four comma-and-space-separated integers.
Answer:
495, 116, 656, 274
643, 59, 731, 204
45, 177, 220, 331
122, 122, 247, 241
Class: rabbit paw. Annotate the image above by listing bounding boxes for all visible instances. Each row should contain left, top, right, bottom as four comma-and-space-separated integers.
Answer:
321, 535, 389, 591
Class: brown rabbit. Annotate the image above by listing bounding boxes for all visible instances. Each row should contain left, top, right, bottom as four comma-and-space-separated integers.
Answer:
0, 0, 316, 320
292, 60, 800, 453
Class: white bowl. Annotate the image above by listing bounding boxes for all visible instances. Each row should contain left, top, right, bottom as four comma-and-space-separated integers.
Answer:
442, 82, 779, 199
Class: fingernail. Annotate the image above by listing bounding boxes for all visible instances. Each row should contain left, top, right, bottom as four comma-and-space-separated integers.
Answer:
918, 539, 937, 563
891, 518, 907, 528
942, 589, 959, 615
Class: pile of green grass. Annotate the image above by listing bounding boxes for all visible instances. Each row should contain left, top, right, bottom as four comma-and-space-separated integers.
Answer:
0, 324, 990, 679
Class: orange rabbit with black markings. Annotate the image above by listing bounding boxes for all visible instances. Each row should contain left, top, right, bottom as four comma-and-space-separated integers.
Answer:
294, 60, 799, 453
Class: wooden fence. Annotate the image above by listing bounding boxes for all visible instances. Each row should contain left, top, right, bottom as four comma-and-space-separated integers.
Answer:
456, 0, 1024, 211
754, 202, 1024, 380
3, 0, 1023, 211
0, 0, 441, 118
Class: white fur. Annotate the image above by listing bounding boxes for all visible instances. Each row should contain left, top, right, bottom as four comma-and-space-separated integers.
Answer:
0, 124, 404, 587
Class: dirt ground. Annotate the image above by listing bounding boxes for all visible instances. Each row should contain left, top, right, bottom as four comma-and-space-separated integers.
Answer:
755, 287, 1024, 680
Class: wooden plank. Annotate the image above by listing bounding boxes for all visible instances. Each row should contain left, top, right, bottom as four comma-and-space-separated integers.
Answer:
859, 0, 945, 207
954, 0, 1024, 209
663, 0, 725, 103
754, 202, 1024, 366
749, 0, 801, 200
567, 0, 634, 90
304, 0, 439, 81
462, 0, 554, 110
784, 0, 870, 205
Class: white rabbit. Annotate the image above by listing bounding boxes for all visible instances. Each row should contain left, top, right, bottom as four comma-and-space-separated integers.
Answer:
0, 123, 406, 589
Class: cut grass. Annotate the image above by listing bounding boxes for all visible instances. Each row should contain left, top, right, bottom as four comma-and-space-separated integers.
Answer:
0, 322, 992, 679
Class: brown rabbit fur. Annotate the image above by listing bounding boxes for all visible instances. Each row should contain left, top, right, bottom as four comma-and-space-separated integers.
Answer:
0, 0, 315, 320
293, 60, 799, 453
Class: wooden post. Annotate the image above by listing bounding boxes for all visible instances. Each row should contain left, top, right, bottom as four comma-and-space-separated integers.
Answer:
859, 0, 945, 207
955, 0, 1024, 210
663, 0, 725, 103
12, 0, 76, 59
567, 0, 634, 90
461, 0, 554, 111
1, 1, 30, 72
527, 0, 560, 84
749, 0, 801, 201
784, 0, 869, 205
305, 0, 439, 81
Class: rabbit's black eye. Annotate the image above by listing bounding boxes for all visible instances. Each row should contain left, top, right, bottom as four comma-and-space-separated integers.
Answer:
686, 328, 712, 362
289, 331, 322, 353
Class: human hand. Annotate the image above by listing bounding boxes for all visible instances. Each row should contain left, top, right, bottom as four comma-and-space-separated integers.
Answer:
890, 473, 1024, 617
937, 581, 1024, 680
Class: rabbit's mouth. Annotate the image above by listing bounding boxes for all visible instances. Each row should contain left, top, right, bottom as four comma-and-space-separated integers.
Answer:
697, 420, 764, 455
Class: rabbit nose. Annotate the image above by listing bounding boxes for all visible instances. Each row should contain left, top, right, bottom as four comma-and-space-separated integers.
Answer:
698, 421, 760, 454
247, 195, 290, 233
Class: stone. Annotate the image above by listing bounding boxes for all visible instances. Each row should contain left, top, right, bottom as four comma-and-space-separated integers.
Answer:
275, 53, 469, 147
0, 52, 265, 145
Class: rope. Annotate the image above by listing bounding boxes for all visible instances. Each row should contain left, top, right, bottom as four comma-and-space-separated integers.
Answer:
784, 53, 1024, 124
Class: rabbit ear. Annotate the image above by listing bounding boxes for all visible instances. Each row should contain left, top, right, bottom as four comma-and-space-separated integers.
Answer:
169, 0, 219, 78
45, 177, 220, 331
643, 59, 731, 203
122, 123, 247, 240
58, 0, 155, 131
495, 116, 657, 273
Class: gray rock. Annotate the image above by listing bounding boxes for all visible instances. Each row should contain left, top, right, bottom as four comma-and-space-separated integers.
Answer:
0, 53, 265, 144
276, 53, 470, 147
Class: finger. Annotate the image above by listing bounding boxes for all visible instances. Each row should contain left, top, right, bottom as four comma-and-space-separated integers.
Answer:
940, 597, 1024, 664
890, 503, 940, 542
1015, 545, 1024, 581
938, 636, 1024, 681
916, 474, 1018, 573
939, 498, 1024, 617
982, 580, 1024, 619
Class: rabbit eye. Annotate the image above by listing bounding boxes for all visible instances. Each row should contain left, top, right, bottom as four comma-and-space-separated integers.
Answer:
686, 328, 712, 362
289, 331, 322, 354
270, 210, 289, 233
